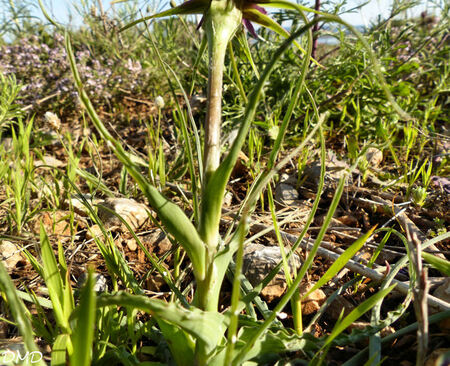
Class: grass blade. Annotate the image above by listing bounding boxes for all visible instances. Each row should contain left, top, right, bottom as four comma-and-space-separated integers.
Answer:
302, 226, 377, 299
0, 261, 46, 366
39, 224, 67, 331
322, 284, 396, 349
70, 269, 96, 366
421, 252, 450, 276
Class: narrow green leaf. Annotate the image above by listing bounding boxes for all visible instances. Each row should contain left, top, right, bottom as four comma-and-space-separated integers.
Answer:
40, 224, 67, 330
15, 290, 53, 309
51, 334, 70, 366
0, 261, 46, 366
70, 270, 96, 366
120, 0, 209, 32
323, 285, 396, 348
243, 7, 322, 67
422, 252, 450, 276
96, 292, 227, 352
302, 226, 377, 299
157, 319, 195, 366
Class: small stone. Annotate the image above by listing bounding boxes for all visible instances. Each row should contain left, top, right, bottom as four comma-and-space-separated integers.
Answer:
433, 278, 450, 303
348, 321, 395, 337
327, 295, 354, 320
86, 224, 104, 240
275, 183, 299, 203
0, 241, 25, 271
146, 273, 166, 292
243, 243, 301, 301
69, 194, 104, 217
365, 147, 383, 168
142, 230, 172, 256
280, 173, 297, 186
77, 272, 108, 292
189, 94, 207, 112
1, 137, 13, 152
98, 198, 149, 231
223, 191, 233, 207
303, 150, 349, 186
34, 155, 64, 168
126, 238, 138, 251
432, 278, 450, 324
299, 281, 327, 315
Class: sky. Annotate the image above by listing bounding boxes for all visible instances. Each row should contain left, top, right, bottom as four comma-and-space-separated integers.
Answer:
34, 0, 438, 28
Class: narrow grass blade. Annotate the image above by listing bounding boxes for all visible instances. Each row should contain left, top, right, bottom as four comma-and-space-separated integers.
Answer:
70, 269, 96, 366
39, 224, 67, 331
243, 7, 322, 67
322, 284, 396, 349
51, 334, 70, 366
302, 226, 377, 299
0, 261, 46, 366
421, 252, 450, 276
119, 0, 209, 32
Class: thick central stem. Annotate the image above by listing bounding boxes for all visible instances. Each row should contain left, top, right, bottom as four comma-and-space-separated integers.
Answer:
195, 0, 242, 313
203, 0, 241, 184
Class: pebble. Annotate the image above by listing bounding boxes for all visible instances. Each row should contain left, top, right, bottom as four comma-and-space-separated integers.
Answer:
243, 243, 301, 301
0, 241, 25, 271
97, 197, 149, 231
275, 183, 299, 203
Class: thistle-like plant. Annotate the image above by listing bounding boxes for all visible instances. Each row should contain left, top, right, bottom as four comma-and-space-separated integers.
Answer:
30, 0, 414, 364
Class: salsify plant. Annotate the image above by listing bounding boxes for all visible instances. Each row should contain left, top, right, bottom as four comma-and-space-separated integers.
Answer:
13, 0, 417, 365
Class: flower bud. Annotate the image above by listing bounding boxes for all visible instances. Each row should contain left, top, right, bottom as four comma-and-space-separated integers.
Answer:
155, 96, 165, 109
44, 111, 61, 131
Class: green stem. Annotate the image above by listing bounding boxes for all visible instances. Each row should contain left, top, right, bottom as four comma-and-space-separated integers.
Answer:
195, 0, 242, 313
202, 1, 242, 187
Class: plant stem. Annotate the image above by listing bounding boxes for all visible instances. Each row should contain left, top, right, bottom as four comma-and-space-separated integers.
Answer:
195, 1, 242, 313
202, 2, 241, 186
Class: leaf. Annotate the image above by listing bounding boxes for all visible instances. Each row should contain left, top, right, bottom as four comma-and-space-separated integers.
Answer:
214, 327, 320, 365
422, 252, 450, 276
120, 0, 210, 32
302, 226, 377, 299
0, 261, 46, 366
243, 8, 313, 63
322, 285, 396, 348
51, 334, 70, 366
157, 319, 195, 366
40, 224, 67, 330
70, 269, 96, 366
96, 292, 227, 353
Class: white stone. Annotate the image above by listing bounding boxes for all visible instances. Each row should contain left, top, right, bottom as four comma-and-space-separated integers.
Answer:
98, 197, 149, 231
0, 241, 25, 271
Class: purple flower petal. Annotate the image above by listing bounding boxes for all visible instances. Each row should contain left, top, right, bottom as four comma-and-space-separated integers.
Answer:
242, 5, 267, 38
243, 19, 259, 38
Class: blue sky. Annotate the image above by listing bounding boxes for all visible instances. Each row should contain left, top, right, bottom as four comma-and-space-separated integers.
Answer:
35, 0, 436, 27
